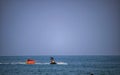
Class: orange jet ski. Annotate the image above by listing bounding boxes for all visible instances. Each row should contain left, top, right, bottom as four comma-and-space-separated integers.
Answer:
26, 59, 35, 64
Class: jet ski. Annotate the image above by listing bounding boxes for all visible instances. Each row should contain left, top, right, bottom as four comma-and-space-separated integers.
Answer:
26, 59, 35, 64
50, 57, 56, 64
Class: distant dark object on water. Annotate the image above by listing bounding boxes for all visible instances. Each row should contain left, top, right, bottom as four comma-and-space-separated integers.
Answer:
90, 73, 94, 75
50, 57, 56, 64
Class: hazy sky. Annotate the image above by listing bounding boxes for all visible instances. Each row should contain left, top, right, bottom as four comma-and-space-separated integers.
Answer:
0, 0, 120, 56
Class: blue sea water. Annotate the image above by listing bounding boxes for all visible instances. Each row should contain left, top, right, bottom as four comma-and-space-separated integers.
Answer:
0, 56, 120, 75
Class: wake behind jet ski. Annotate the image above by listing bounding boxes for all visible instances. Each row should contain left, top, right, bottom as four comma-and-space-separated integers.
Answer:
50, 57, 56, 64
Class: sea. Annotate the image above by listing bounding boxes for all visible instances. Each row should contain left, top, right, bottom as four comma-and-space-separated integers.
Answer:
0, 55, 120, 75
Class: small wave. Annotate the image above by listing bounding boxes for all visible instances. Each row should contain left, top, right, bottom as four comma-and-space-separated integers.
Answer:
35, 63, 49, 65
0, 62, 26, 64
57, 62, 68, 65
0, 63, 10, 64
11, 62, 25, 64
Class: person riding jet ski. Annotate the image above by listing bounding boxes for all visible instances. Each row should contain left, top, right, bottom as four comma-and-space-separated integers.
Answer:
50, 57, 56, 64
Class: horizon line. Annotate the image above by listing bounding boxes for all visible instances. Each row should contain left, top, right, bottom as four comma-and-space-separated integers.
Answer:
0, 54, 120, 56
